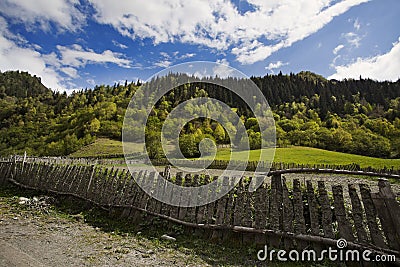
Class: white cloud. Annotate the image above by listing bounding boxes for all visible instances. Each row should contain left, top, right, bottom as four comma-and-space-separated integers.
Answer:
153, 51, 196, 68
86, 79, 96, 86
0, 16, 65, 90
178, 53, 196, 60
0, 0, 84, 31
265, 61, 288, 72
60, 67, 79, 78
56, 44, 132, 68
0, 16, 133, 91
112, 40, 128, 49
353, 18, 361, 30
154, 60, 172, 68
333, 44, 345, 55
329, 37, 400, 81
89, 0, 370, 64
343, 32, 362, 48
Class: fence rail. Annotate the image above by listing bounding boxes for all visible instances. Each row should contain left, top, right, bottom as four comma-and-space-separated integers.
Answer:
0, 161, 399, 264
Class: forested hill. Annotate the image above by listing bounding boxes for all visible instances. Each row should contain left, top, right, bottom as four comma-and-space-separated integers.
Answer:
0, 70, 399, 158
0, 71, 52, 98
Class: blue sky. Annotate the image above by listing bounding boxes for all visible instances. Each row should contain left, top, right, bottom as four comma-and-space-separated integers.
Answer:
0, 0, 399, 92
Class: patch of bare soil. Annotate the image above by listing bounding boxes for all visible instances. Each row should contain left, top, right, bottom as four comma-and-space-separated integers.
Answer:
0, 192, 212, 267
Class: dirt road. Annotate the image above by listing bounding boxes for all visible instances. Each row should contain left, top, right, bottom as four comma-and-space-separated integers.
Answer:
0, 192, 215, 267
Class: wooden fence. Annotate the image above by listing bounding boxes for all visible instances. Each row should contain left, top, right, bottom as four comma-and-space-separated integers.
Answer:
0, 161, 399, 264
2, 155, 400, 176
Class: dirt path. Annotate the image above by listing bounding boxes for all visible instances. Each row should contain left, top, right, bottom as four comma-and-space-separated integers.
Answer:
0, 193, 214, 267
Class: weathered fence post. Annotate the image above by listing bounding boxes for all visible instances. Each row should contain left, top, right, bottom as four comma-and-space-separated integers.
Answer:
268, 174, 282, 248
371, 179, 400, 250
332, 185, 355, 241
317, 181, 334, 239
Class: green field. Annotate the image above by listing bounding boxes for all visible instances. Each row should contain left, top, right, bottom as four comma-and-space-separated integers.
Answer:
215, 146, 400, 169
71, 138, 400, 169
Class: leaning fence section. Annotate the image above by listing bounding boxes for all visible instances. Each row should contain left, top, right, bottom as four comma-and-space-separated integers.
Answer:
0, 161, 399, 260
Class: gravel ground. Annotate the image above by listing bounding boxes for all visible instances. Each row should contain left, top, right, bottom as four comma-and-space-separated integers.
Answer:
0, 193, 215, 267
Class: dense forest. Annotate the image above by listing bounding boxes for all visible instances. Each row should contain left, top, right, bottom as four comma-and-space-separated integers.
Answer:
0, 70, 399, 158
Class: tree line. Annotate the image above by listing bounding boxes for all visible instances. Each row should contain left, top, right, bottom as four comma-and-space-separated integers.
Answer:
0, 70, 399, 158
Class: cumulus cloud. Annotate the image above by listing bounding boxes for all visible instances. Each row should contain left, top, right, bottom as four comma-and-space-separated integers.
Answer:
88, 0, 370, 64
0, 0, 85, 31
0, 16, 66, 90
329, 37, 400, 81
265, 61, 288, 72
56, 44, 132, 68
0, 16, 132, 91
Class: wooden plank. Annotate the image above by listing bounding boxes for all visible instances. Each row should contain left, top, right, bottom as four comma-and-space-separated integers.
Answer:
268, 174, 282, 231
36, 163, 49, 189
253, 176, 268, 245
371, 179, 400, 250
268, 174, 283, 248
183, 174, 198, 223
160, 171, 174, 217
45, 164, 60, 191
97, 168, 112, 205
253, 176, 268, 229
120, 172, 138, 218
377, 179, 400, 249
137, 171, 156, 210
205, 176, 218, 225
77, 165, 93, 197
221, 177, 238, 243
61, 165, 77, 192
178, 174, 192, 220
359, 184, 387, 248
233, 177, 245, 226
292, 179, 306, 234
242, 178, 253, 227
153, 172, 166, 215
170, 172, 183, 219
332, 185, 355, 241
145, 171, 159, 213
348, 184, 368, 243
211, 176, 229, 242
108, 169, 125, 206
306, 180, 319, 236
195, 175, 208, 225
281, 177, 294, 250
281, 177, 294, 232
30, 163, 42, 188
106, 168, 120, 206
242, 178, 256, 245
317, 181, 334, 238
67, 166, 84, 193
114, 170, 129, 206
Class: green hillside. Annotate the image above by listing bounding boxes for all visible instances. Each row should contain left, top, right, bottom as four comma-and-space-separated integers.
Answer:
71, 138, 400, 169
1, 70, 400, 160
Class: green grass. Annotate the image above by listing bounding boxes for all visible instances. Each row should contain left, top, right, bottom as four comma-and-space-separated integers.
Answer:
70, 138, 144, 157
71, 138, 400, 169
215, 146, 400, 169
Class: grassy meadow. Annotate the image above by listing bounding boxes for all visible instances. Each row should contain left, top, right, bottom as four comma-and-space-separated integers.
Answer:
70, 138, 400, 169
